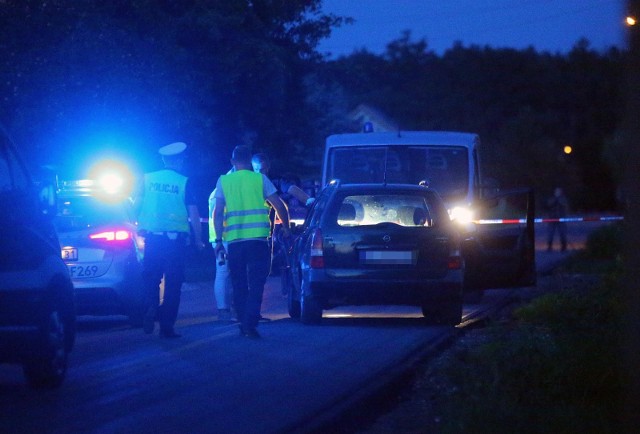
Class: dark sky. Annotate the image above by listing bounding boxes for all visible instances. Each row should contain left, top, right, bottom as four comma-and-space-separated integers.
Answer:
319, 0, 627, 57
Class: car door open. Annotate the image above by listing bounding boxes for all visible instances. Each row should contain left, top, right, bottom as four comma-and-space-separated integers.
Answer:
462, 188, 536, 290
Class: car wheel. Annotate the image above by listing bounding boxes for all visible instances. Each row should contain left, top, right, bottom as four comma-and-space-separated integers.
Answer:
300, 292, 322, 325
280, 265, 292, 296
421, 302, 462, 326
288, 286, 301, 319
286, 268, 301, 319
23, 308, 68, 389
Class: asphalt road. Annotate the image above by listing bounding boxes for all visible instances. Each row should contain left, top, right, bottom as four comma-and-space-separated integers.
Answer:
0, 221, 603, 434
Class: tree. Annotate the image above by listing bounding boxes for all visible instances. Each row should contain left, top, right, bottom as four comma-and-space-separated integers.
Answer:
318, 33, 625, 211
0, 0, 346, 179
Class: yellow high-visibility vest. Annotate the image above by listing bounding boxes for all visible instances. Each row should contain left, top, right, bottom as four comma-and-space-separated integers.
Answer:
137, 169, 189, 233
220, 171, 270, 242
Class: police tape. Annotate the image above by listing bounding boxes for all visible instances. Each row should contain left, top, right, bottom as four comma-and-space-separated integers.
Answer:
474, 216, 624, 225
199, 216, 624, 225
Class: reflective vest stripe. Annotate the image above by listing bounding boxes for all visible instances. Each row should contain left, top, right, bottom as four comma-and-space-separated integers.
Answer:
224, 221, 271, 232
226, 209, 269, 218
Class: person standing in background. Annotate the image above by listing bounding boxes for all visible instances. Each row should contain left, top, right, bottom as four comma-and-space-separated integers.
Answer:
135, 142, 205, 338
208, 169, 234, 322
546, 187, 569, 252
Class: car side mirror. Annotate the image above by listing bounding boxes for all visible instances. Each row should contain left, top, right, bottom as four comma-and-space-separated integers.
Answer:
33, 165, 58, 219
38, 181, 57, 218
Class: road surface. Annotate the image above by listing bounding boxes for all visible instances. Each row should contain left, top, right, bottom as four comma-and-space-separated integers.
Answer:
0, 221, 603, 433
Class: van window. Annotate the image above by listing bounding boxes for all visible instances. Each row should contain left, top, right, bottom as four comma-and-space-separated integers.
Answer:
326, 145, 469, 202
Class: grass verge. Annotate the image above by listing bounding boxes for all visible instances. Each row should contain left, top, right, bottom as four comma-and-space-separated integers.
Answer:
436, 223, 625, 433
363, 223, 628, 434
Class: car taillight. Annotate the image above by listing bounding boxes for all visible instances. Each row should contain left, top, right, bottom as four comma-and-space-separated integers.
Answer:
90, 230, 131, 242
448, 250, 462, 270
309, 228, 324, 269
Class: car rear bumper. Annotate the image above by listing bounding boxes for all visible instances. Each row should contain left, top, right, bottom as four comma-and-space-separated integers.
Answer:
71, 269, 144, 316
305, 272, 463, 307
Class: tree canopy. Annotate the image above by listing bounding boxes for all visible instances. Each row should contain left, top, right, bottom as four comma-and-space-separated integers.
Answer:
0, 1, 627, 210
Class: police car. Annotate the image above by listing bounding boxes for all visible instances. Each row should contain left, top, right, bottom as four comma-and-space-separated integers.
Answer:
55, 174, 145, 326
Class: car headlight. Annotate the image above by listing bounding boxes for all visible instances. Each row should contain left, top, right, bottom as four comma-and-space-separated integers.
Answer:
449, 206, 474, 225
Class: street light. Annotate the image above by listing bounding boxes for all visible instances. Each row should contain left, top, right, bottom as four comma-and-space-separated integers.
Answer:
627, 16, 637, 26
563, 145, 573, 155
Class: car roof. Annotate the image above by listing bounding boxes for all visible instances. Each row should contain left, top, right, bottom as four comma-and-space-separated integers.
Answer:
328, 182, 437, 194
326, 131, 479, 148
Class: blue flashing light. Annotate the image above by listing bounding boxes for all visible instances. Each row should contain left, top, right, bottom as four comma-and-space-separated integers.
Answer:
57, 159, 137, 204
99, 172, 125, 195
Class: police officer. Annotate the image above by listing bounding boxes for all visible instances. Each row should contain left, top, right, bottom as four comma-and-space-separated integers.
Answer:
212, 145, 289, 339
135, 142, 205, 338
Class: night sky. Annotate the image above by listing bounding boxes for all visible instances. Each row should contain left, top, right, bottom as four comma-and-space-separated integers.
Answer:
319, 0, 627, 57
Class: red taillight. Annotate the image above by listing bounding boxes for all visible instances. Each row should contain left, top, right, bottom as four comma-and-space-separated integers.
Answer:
90, 230, 131, 242
447, 253, 462, 270
309, 228, 324, 269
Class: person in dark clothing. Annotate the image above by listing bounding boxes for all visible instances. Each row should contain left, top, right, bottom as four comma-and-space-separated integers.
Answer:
212, 146, 290, 339
134, 142, 205, 338
546, 187, 569, 252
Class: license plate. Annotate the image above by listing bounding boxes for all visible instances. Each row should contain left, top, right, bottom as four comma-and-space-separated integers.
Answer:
67, 264, 100, 278
360, 250, 417, 265
61, 247, 78, 261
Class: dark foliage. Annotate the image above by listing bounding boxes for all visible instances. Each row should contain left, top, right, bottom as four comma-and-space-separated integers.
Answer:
0, 1, 626, 211
321, 36, 626, 211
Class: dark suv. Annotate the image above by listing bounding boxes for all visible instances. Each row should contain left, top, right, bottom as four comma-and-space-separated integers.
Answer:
0, 131, 76, 388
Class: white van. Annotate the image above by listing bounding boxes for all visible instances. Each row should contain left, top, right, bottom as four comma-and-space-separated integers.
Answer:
323, 131, 482, 222
322, 130, 536, 293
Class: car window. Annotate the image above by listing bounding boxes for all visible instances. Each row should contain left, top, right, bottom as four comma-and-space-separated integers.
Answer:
0, 140, 31, 193
55, 195, 131, 232
305, 188, 331, 228
1, 140, 39, 224
335, 194, 435, 227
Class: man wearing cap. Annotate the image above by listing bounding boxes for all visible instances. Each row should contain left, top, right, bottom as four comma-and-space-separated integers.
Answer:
135, 141, 205, 338
212, 145, 289, 339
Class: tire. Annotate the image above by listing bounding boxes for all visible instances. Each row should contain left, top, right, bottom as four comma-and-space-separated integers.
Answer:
300, 293, 322, 325
23, 308, 69, 389
287, 286, 301, 319
286, 267, 301, 319
421, 302, 462, 326
281, 265, 292, 296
